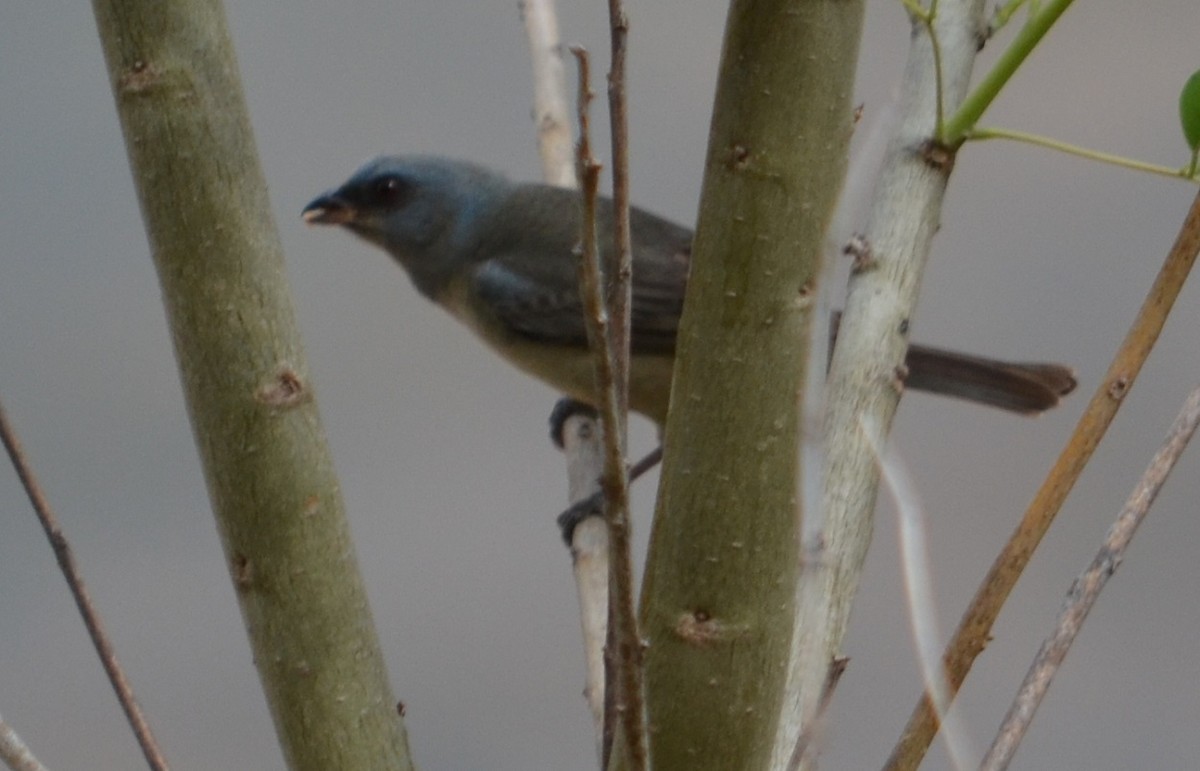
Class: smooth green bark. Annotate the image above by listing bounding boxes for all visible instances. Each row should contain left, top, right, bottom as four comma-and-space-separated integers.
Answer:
636, 2, 863, 769
91, 2, 413, 768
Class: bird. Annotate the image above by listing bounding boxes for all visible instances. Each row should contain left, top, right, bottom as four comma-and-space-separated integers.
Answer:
302, 156, 1076, 426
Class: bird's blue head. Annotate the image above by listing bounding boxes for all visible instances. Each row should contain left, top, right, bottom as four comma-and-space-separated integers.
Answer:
303, 156, 511, 297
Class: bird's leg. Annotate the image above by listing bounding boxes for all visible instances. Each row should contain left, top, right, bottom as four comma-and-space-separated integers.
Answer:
550, 397, 663, 543
548, 397, 600, 449
555, 446, 662, 543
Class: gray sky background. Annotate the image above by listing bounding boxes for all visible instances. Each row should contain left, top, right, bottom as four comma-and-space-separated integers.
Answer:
2, 2, 1199, 769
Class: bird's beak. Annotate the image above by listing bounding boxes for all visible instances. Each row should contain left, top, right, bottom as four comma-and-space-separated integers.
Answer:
302, 193, 357, 226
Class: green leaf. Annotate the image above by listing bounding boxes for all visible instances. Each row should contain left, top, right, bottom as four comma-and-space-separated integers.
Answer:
1180, 69, 1200, 151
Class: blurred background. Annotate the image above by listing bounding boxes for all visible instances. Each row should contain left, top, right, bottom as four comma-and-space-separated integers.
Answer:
2, 2, 1198, 769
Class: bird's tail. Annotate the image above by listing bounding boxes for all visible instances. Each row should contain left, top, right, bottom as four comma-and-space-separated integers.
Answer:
903, 345, 1077, 415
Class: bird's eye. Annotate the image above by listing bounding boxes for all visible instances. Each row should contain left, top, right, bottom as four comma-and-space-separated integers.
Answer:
373, 175, 410, 207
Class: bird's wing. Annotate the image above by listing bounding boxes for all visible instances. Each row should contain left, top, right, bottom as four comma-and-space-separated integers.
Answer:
471, 257, 590, 347
624, 206, 691, 354
471, 203, 691, 355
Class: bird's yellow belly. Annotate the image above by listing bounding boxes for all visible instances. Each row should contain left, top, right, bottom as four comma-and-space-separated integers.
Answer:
438, 279, 674, 423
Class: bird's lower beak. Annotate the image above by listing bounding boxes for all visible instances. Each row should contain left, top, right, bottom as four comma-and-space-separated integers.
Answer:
301, 194, 357, 226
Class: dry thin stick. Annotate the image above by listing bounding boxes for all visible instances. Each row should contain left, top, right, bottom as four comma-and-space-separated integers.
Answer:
601, 16, 640, 765
883, 188, 1200, 771
0, 713, 49, 771
601, 6, 638, 763
0, 399, 170, 771
571, 46, 648, 771
979, 382, 1200, 770
604, 0, 632, 423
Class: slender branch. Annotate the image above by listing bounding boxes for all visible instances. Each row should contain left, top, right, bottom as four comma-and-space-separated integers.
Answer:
810, 2, 985, 768
0, 399, 170, 771
556, 407, 610, 753
600, 7, 646, 767
0, 713, 51, 771
571, 47, 647, 771
968, 126, 1199, 181
519, 0, 577, 188
979, 382, 1200, 771
884, 187, 1200, 771
605, 0, 633, 425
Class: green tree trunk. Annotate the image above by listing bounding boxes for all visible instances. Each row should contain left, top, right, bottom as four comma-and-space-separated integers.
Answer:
90, 1, 413, 768
635, 2, 863, 769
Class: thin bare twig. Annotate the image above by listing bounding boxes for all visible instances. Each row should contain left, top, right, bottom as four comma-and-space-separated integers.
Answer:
571, 46, 648, 771
605, 0, 632, 424
979, 382, 1200, 770
0, 714, 49, 771
884, 187, 1200, 771
0, 398, 170, 771
602, 5, 641, 765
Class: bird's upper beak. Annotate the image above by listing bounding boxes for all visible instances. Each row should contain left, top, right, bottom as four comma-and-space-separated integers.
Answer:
301, 193, 357, 226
